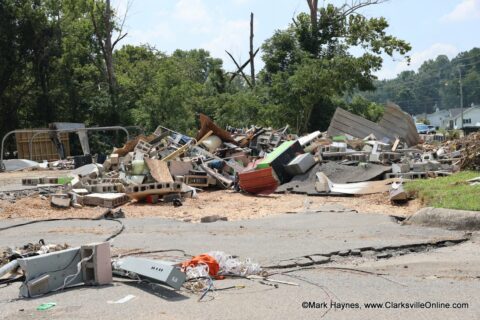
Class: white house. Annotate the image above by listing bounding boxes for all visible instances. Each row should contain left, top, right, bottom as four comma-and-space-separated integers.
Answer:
448, 105, 480, 129
414, 108, 462, 129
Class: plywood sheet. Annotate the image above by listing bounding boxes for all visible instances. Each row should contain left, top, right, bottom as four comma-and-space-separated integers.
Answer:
145, 158, 174, 183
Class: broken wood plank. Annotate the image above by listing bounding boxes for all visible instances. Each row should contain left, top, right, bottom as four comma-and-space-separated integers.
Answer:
145, 158, 174, 183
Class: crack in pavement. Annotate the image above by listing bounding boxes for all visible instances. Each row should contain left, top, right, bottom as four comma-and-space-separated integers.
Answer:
264, 237, 471, 269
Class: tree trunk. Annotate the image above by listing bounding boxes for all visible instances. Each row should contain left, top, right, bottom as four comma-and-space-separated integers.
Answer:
306, 0, 318, 32
249, 12, 255, 87
104, 0, 118, 122
91, 0, 122, 124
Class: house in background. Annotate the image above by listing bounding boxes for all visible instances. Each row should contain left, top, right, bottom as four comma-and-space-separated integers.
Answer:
413, 108, 462, 129
447, 105, 480, 130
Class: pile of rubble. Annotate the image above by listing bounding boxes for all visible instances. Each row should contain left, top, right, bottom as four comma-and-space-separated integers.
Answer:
6, 105, 479, 209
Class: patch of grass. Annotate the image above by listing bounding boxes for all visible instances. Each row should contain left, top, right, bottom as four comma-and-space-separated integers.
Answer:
404, 171, 480, 211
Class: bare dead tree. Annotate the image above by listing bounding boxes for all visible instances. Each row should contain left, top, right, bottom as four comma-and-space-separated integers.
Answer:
249, 12, 256, 87
90, 0, 129, 117
226, 51, 253, 88
227, 12, 259, 89
227, 48, 259, 83
339, 0, 387, 17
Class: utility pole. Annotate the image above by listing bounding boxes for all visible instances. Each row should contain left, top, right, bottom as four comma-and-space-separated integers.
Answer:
249, 12, 255, 87
459, 67, 464, 129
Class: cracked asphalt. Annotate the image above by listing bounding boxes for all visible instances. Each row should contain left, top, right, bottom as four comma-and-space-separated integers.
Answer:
0, 208, 479, 320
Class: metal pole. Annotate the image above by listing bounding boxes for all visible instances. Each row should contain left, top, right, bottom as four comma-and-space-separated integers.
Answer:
459, 67, 464, 129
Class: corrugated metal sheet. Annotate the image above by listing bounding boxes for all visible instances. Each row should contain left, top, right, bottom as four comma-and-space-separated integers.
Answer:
327, 104, 419, 146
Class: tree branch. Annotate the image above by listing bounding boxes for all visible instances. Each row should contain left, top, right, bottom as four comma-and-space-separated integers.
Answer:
229, 48, 259, 83
226, 50, 253, 88
341, 0, 387, 17
112, 32, 128, 49
112, 0, 132, 49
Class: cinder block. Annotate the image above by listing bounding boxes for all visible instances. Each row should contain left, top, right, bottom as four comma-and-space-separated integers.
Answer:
392, 163, 410, 173
285, 153, 316, 175
83, 193, 129, 208
22, 178, 40, 186
110, 154, 119, 165
346, 153, 368, 162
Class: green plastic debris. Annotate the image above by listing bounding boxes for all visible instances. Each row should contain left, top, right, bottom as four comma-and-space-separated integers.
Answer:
57, 176, 73, 185
37, 302, 56, 311
332, 135, 347, 142
255, 141, 296, 169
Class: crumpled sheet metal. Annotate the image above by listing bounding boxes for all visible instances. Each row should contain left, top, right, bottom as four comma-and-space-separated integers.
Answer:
196, 114, 237, 144
316, 172, 402, 195
327, 104, 419, 146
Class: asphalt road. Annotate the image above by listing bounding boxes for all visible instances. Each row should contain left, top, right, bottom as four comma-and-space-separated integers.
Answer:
0, 209, 478, 320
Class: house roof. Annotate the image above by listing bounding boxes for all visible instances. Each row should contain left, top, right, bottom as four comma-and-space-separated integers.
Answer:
449, 106, 479, 120
449, 108, 463, 118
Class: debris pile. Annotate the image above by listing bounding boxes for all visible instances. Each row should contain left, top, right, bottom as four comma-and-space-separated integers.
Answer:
5, 106, 478, 209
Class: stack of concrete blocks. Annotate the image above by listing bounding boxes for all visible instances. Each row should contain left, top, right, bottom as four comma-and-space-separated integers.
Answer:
84, 183, 124, 194
22, 178, 41, 186
346, 153, 368, 162
134, 140, 152, 160
379, 152, 402, 162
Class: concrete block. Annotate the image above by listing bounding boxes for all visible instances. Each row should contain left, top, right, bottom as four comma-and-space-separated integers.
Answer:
83, 193, 129, 208
285, 153, 316, 175
392, 163, 410, 173
412, 163, 425, 172
185, 175, 209, 187
126, 182, 183, 201
379, 152, 401, 162
22, 178, 40, 186
51, 194, 71, 208
346, 153, 368, 162
110, 154, 119, 165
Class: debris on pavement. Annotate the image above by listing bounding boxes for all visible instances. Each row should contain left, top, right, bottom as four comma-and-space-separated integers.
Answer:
36, 302, 57, 311
1, 108, 477, 213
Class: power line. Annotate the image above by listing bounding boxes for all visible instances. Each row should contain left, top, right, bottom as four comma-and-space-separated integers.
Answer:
377, 58, 480, 87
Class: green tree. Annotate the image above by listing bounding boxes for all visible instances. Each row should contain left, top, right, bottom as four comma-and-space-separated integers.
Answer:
260, 1, 411, 133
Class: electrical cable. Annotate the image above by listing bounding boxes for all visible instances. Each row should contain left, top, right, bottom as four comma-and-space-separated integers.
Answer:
112, 249, 191, 259
0, 276, 24, 285
0, 217, 124, 242
51, 248, 95, 293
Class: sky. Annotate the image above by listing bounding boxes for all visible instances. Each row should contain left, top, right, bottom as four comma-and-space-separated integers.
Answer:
112, 0, 480, 80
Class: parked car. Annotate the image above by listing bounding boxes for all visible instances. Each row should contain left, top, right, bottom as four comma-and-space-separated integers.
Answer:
416, 123, 429, 134
427, 125, 436, 134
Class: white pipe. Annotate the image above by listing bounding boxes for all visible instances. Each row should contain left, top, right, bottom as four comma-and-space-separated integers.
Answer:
0, 260, 19, 278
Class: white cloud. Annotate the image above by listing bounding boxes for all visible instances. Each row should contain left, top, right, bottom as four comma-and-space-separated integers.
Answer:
202, 19, 250, 69
376, 43, 459, 80
173, 0, 213, 33
125, 23, 175, 46
442, 0, 480, 22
